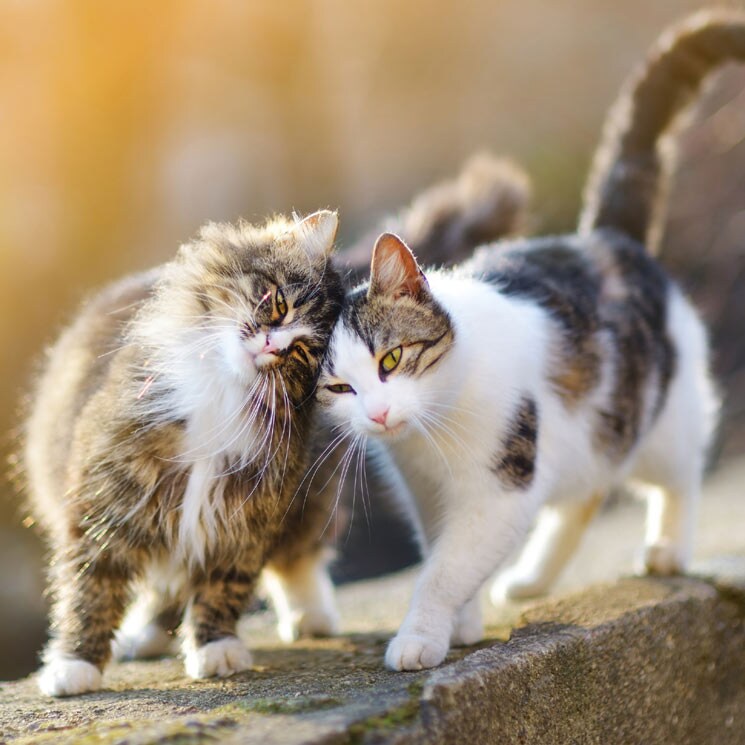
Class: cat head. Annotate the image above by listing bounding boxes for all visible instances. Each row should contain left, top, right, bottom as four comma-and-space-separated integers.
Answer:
139, 210, 344, 407
318, 233, 455, 439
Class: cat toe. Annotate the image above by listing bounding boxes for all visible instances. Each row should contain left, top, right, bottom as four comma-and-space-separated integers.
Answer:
38, 656, 102, 697
385, 633, 448, 671
184, 637, 253, 679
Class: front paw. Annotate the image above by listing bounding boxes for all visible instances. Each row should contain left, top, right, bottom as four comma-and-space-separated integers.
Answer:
385, 633, 449, 671
184, 637, 253, 679
38, 656, 102, 697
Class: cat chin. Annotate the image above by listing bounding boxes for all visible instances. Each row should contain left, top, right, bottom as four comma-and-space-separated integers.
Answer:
366, 421, 408, 440
224, 348, 258, 383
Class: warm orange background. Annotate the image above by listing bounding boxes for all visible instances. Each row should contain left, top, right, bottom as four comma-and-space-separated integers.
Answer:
2, 0, 744, 680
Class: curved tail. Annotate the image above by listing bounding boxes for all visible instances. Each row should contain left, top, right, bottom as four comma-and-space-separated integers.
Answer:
342, 153, 530, 280
579, 9, 745, 252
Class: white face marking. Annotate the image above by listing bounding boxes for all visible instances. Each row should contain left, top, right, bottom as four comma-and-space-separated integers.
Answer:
221, 319, 315, 379
319, 325, 445, 440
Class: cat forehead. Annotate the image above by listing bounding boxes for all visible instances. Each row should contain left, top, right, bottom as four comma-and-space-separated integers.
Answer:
190, 224, 330, 283
340, 288, 452, 350
194, 247, 329, 298
328, 323, 378, 376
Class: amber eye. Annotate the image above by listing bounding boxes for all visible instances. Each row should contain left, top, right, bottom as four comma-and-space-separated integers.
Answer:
380, 346, 402, 374
291, 342, 309, 366
326, 383, 355, 394
275, 288, 288, 317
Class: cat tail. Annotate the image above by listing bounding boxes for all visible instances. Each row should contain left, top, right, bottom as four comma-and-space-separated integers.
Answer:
342, 153, 530, 279
579, 9, 745, 254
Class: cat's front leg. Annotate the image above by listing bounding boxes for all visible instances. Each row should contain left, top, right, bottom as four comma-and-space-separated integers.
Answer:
182, 563, 258, 680
386, 482, 539, 671
39, 549, 135, 697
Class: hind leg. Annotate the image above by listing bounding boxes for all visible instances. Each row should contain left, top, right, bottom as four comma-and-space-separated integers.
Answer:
263, 547, 340, 643
635, 431, 703, 575
113, 591, 183, 661
642, 482, 698, 575
635, 291, 716, 575
113, 560, 187, 660
491, 495, 602, 602
263, 464, 341, 643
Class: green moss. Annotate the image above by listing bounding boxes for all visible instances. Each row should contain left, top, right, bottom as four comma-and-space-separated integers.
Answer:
229, 695, 342, 715
345, 682, 424, 744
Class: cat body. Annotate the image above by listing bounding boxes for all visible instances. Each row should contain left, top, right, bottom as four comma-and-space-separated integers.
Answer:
24, 212, 345, 695
319, 10, 740, 670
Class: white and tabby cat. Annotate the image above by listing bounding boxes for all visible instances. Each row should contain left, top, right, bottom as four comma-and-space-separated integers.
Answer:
318, 11, 739, 671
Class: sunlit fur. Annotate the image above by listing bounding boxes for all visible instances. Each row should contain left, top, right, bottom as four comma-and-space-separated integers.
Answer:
319, 10, 737, 672
23, 211, 345, 696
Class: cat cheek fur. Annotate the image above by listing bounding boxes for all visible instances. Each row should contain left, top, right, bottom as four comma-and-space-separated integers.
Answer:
221, 327, 259, 383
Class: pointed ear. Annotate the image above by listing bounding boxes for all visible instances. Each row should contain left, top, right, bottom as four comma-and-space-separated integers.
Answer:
295, 209, 338, 258
369, 233, 428, 299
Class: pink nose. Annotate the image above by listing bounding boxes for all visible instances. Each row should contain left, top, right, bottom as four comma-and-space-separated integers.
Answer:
369, 408, 389, 426
263, 336, 279, 355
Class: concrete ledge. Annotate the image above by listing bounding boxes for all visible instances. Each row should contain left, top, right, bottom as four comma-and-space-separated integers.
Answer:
2, 560, 745, 745
421, 572, 745, 745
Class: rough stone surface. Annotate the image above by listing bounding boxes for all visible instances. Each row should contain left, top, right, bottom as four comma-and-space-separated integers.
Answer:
3, 461, 745, 744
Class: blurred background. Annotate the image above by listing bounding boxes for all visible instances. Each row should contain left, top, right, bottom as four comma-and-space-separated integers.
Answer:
2, 0, 744, 680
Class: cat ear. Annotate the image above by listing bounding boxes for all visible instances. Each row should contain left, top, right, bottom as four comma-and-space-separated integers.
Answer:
369, 233, 428, 300
295, 209, 338, 258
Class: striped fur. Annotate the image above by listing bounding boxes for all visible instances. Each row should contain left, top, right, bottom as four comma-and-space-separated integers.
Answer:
24, 212, 345, 696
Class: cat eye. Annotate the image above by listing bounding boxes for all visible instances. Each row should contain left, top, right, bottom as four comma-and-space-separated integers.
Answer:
380, 346, 402, 374
275, 288, 288, 318
291, 342, 309, 366
326, 383, 356, 394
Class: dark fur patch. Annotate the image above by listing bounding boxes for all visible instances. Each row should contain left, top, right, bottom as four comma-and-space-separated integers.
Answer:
591, 230, 676, 459
475, 236, 603, 407
492, 396, 539, 490
469, 229, 676, 461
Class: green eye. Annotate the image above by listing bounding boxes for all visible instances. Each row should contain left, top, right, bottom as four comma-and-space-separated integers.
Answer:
275, 288, 288, 317
380, 346, 402, 374
327, 383, 355, 394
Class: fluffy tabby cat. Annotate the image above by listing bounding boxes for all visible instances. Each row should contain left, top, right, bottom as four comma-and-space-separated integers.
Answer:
319, 11, 740, 671
24, 211, 345, 696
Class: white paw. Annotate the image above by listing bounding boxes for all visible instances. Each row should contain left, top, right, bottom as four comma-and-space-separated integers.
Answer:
451, 606, 484, 647
38, 656, 102, 697
113, 622, 175, 661
277, 606, 341, 644
490, 571, 550, 603
385, 633, 449, 671
184, 637, 253, 680
642, 541, 687, 576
